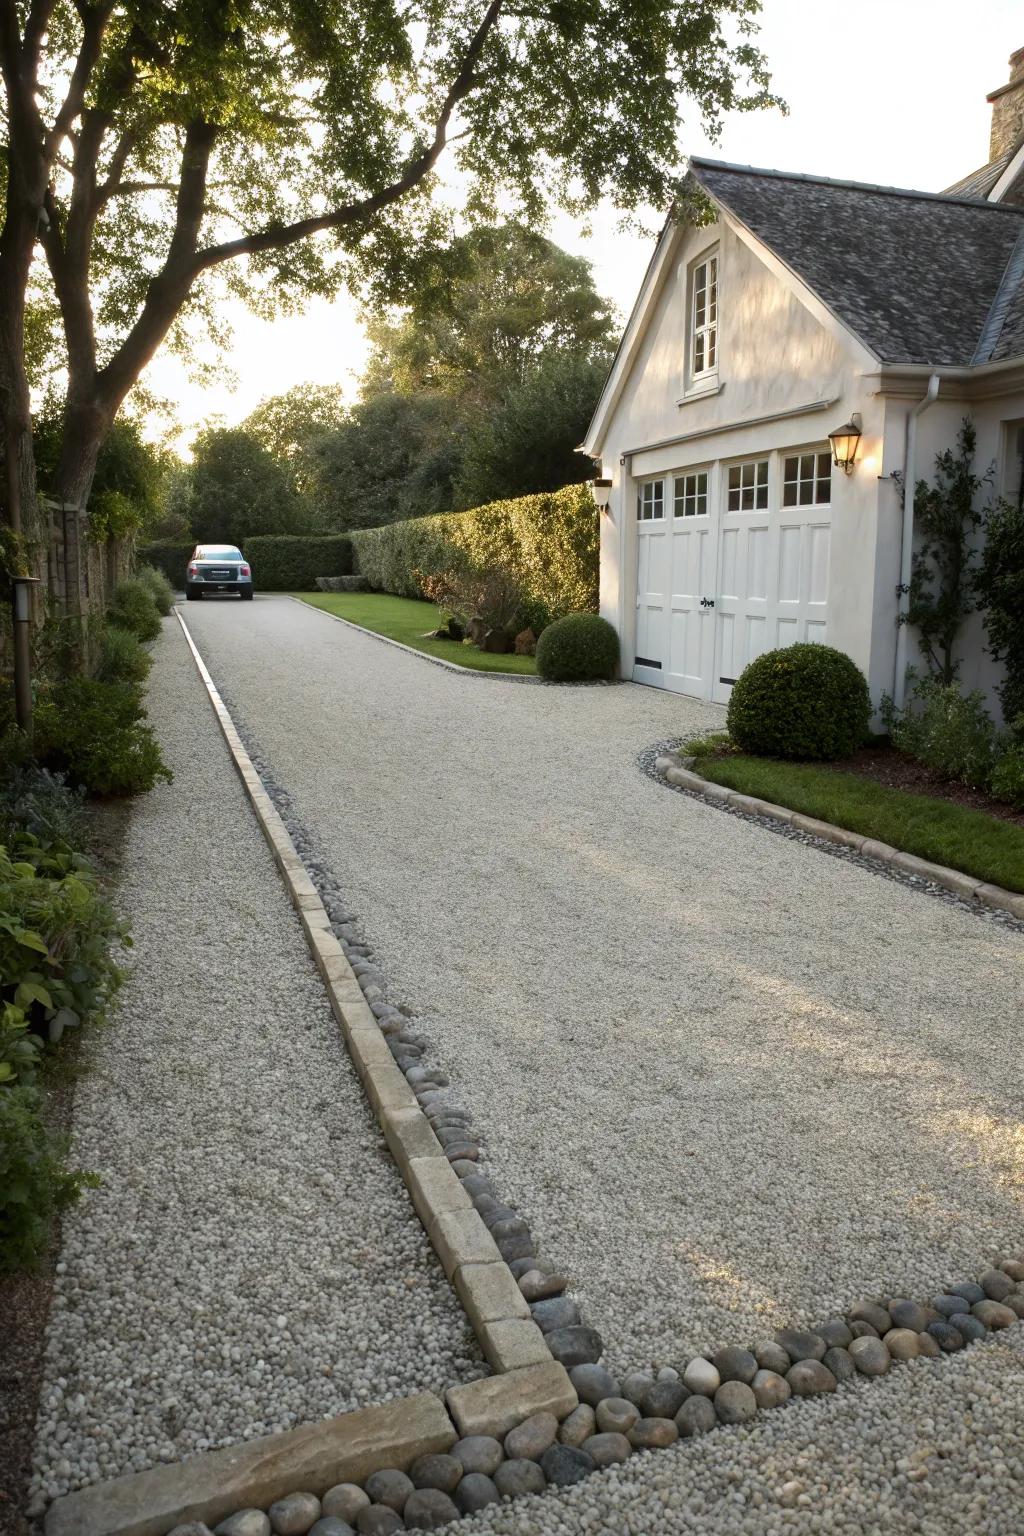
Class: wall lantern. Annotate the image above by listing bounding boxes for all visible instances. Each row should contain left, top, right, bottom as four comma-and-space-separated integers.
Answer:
590, 477, 613, 514
828, 414, 862, 474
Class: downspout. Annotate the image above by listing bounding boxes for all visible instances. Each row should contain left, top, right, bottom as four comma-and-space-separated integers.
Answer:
893, 373, 940, 708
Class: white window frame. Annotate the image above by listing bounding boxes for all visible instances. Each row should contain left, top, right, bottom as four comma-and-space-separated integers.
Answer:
782, 449, 832, 508
637, 480, 665, 522
673, 468, 710, 518
689, 248, 719, 385
726, 458, 769, 513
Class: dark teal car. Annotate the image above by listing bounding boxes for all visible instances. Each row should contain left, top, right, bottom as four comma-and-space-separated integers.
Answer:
185, 544, 254, 600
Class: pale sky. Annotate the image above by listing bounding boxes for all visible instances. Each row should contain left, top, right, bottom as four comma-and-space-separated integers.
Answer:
144, 0, 1023, 446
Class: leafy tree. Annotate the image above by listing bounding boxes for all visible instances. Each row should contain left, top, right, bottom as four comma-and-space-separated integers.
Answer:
186, 428, 306, 545
33, 398, 168, 541
0, 0, 777, 589
308, 393, 461, 531
454, 351, 606, 508
243, 384, 347, 466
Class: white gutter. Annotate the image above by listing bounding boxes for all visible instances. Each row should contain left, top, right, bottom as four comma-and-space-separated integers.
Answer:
893, 373, 940, 708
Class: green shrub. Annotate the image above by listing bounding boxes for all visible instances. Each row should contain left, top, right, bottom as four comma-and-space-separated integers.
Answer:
990, 739, 1024, 809
95, 623, 152, 686
0, 1083, 97, 1269
882, 674, 999, 788
976, 498, 1024, 732
535, 612, 619, 681
34, 677, 172, 797
107, 577, 161, 643
0, 765, 87, 854
136, 540, 193, 588
136, 563, 175, 616
349, 483, 597, 632
727, 644, 871, 761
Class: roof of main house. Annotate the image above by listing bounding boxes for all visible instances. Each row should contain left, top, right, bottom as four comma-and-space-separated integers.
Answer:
688, 157, 1024, 367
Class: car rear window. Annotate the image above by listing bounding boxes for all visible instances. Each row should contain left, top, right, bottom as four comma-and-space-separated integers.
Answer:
196, 547, 243, 561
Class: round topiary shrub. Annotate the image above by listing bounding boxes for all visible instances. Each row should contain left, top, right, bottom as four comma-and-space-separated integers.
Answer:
726, 643, 871, 760
535, 613, 620, 682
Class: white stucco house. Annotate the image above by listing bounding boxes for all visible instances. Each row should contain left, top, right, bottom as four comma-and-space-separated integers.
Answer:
583, 47, 1024, 717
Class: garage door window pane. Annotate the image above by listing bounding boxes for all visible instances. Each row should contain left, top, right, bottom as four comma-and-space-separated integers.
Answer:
783, 452, 832, 507
637, 481, 665, 521
727, 459, 768, 511
674, 471, 708, 517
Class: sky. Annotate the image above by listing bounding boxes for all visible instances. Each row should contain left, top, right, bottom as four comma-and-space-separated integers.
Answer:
144, 0, 1023, 446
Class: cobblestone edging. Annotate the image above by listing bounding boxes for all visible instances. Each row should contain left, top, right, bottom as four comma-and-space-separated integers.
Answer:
641, 742, 1024, 934
46, 616, 1019, 1536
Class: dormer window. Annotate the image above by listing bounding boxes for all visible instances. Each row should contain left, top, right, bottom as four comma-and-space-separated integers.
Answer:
691, 251, 718, 380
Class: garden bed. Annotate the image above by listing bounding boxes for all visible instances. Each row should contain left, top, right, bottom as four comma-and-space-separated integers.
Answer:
692, 750, 1024, 894
295, 593, 537, 675
835, 744, 1024, 828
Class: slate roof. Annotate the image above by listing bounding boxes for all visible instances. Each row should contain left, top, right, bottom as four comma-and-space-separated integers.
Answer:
944, 142, 1018, 200
689, 157, 1024, 367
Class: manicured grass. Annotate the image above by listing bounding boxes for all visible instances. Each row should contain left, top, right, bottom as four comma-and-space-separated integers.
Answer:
693, 752, 1024, 893
294, 592, 537, 674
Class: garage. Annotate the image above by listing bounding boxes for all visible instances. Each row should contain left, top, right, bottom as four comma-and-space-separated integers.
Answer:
633, 446, 832, 702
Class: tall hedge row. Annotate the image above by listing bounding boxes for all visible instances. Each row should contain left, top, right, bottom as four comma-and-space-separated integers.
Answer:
348, 483, 598, 630
138, 535, 353, 591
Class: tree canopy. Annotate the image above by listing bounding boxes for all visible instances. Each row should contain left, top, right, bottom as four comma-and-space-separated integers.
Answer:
1, 0, 777, 570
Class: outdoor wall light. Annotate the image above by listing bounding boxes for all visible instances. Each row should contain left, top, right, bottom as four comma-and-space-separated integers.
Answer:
10, 573, 41, 730
828, 414, 862, 474
590, 477, 613, 514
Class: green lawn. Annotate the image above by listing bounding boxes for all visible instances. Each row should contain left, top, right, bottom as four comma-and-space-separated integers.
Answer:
294, 591, 537, 674
693, 752, 1024, 894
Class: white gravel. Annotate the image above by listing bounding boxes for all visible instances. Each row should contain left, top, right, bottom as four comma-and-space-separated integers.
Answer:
184, 596, 1024, 1382
28, 620, 483, 1508
455, 1329, 1024, 1536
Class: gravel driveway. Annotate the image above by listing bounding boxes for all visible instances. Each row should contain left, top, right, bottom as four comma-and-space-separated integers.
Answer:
183, 596, 1024, 1380
28, 620, 482, 1509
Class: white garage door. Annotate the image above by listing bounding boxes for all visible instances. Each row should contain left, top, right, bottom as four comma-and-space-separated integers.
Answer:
633, 448, 832, 702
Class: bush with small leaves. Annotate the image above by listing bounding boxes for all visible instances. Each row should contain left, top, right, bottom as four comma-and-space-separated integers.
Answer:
95, 623, 152, 686
135, 564, 175, 616
536, 612, 619, 682
727, 644, 871, 761
882, 674, 998, 789
33, 677, 172, 797
0, 1084, 98, 1270
106, 578, 161, 643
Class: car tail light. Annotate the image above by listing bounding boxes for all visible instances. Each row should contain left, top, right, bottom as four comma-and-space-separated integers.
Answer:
188, 564, 199, 576
240, 564, 250, 577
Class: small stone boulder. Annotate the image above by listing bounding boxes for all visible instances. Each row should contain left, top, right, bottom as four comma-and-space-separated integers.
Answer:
570, 1364, 620, 1407
558, 1404, 596, 1447
849, 1336, 891, 1375
582, 1432, 632, 1467
544, 1325, 603, 1369
628, 1417, 680, 1448
751, 1369, 791, 1409
540, 1444, 595, 1486
494, 1459, 547, 1497
786, 1360, 837, 1396
454, 1474, 500, 1515
676, 1396, 717, 1437
322, 1488, 369, 1525
269, 1494, 322, 1536
714, 1381, 758, 1423
713, 1347, 758, 1385
514, 627, 537, 656
505, 1412, 559, 1461
682, 1357, 721, 1397
452, 1435, 504, 1476
972, 1299, 1017, 1330
403, 1489, 461, 1530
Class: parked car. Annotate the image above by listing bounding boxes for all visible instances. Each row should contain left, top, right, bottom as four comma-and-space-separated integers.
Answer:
185, 544, 254, 600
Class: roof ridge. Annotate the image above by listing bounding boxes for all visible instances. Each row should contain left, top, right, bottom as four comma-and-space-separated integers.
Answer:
688, 155, 1024, 214
972, 225, 1024, 364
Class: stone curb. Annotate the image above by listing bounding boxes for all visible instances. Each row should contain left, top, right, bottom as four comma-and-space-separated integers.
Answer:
174, 610, 552, 1372
44, 1394, 454, 1536
284, 594, 544, 683
655, 754, 1024, 921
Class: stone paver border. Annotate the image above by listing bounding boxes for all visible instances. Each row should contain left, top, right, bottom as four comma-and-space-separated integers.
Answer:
655, 751, 1024, 922
174, 609, 544, 1372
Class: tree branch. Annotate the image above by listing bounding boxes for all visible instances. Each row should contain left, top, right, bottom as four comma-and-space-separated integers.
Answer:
190, 0, 504, 276
44, 3, 113, 167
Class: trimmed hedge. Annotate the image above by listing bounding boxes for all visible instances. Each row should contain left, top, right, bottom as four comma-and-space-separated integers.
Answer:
348, 483, 598, 632
242, 535, 353, 590
137, 535, 353, 592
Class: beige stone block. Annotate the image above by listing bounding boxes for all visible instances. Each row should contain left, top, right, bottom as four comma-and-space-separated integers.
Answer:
454, 1262, 531, 1329
446, 1363, 577, 1439
407, 1157, 473, 1228
791, 813, 863, 848
427, 1208, 501, 1279
727, 793, 794, 823
45, 1394, 455, 1536
860, 838, 897, 863
890, 850, 981, 898
976, 882, 1024, 919
479, 1318, 551, 1373
383, 1107, 443, 1172
664, 766, 706, 792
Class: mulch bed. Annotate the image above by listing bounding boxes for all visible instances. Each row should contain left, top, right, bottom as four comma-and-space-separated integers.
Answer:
834, 744, 1024, 829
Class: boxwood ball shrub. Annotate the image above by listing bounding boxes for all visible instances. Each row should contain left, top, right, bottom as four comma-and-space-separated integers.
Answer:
727, 643, 871, 761
95, 623, 152, 686
136, 564, 175, 616
536, 613, 619, 682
